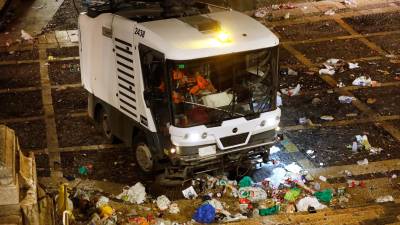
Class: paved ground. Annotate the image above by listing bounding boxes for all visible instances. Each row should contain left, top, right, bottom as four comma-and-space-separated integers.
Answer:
0, 0, 400, 223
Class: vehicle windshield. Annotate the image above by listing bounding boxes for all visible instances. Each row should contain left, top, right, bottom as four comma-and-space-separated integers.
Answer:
168, 47, 278, 128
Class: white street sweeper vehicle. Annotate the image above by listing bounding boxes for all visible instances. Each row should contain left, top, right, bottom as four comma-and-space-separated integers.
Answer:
79, 1, 280, 182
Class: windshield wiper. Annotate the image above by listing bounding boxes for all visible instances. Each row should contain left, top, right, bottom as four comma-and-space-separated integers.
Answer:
183, 101, 244, 117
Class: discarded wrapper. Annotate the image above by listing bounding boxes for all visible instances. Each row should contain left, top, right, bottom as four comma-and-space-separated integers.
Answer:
182, 186, 198, 199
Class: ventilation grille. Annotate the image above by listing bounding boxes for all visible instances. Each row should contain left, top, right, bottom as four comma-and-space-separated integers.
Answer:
219, 132, 249, 148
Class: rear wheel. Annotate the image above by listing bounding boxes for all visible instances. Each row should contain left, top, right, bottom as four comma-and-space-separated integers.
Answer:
95, 108, 115, 142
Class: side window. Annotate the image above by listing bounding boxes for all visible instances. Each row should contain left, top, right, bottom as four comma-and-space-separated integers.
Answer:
139, 45, 170, 133
139, 45, 165, 93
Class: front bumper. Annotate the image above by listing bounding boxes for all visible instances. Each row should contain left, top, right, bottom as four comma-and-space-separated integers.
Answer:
170, 130, 276, 167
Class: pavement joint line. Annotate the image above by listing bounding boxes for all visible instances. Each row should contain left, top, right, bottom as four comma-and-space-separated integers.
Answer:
291, 81, 400, 98
280, 30, 400, 45
333, 17, 389, 56
308, 158, 400, 179
0, 59, 40, 65
283, 115, 400, 131
38, 47, 61, 175
265, 6, 400, 26
0, 56, 80, 66
0, 115, 44, 124
68, 112, 88, 118
32, 143, 127, 154
0, 86, 41, 94
51, 83, 82, 90
0, 83, 83, 94
0, 41, 78, 54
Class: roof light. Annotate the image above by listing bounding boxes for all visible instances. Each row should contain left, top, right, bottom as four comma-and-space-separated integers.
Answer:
217, 31, 230, 43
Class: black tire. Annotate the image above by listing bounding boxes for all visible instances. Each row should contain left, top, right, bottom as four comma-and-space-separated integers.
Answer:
95, 107, 116, 142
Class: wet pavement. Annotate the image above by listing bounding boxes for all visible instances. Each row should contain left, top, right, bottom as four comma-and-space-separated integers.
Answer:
0, 0, 400, 223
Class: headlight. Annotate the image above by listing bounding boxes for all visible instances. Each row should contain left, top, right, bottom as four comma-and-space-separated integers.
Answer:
266, 117, 276, 126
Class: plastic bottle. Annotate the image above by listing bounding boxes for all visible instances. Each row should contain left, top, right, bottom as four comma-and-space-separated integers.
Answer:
352, 141, 358, 152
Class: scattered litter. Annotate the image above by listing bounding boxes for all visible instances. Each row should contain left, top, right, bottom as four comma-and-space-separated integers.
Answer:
352, 141, 358, 152
320, 115, 334, 121
314, 189, 333, 203
314, 182, 321, 191
269, 167, 287, 189
319, 59, 356, 75
337, 81, 345, 87
346, 113, 358, 117
193, 203, 215, 224
352, 76, 372, 86
78, 166, 88, 175
269, 146, 281, 154
100, 205, 114, 218
347, 180, 366, 188
285, 162, 302, 174
343, 0, 357, 6
239, 187, 268, 202
348, 62, 359, 69
339, 96, 355, 104
156, 195, 171, 211
319, 176, 327, 182
281, 84, 301, 96
299, 117, 307, 125
182, 186, 198, 199
96, 196, 109, 208
239, 176, 253, 188
21, 30, 33, 41
254, 7, 268, 18
48, 55, 55, 61
287, 68, 298, 76
366, 98, 376, 104
271, 3, 297, 10
377, 69, 390, 75
375, 195, 394, 203
324, 9, 335, 16
385, 54, 396, 58
357, 158, 369, 165
284, 188, 302, 202
169, 203, 180, 214
296, 197, 327, 212
284, 12, 290, 19
319, 68, 335, 76
259, 205, 280, 216
306, 149, 315, 156
312, 97, 322, 106
369, 147, 383, 155
276, 92, 283, 107
117, 182, 146, 204
355, 135, 372, 150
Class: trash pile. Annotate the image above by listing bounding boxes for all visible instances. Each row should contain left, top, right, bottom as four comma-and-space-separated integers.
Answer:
58, 161, 356, 225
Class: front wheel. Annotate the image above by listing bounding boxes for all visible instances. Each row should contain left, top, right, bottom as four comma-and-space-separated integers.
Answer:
134, 142, 155, 174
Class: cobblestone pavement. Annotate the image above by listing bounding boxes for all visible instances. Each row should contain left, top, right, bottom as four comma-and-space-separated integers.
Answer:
0, 0, 399, 203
